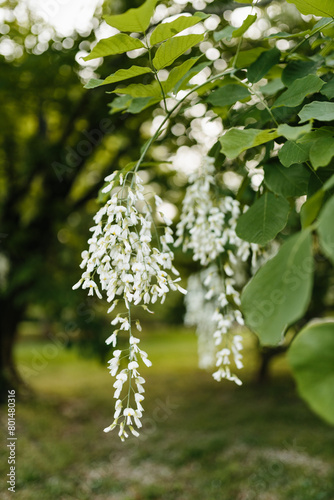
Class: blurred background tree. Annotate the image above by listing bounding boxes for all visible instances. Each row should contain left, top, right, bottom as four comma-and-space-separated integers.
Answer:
0, 0, 153, 399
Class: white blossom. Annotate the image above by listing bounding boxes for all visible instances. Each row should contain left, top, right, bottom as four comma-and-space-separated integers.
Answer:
73, 170, 185, 440
185, 265, 246, 384
176, 156, 258, 266
181, 156, 261, 385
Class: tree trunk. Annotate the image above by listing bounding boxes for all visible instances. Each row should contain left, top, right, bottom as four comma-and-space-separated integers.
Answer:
257, 346, 287, 384
0, 296, 26, 403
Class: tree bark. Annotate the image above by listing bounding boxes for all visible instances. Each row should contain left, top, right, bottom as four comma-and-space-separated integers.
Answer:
0, 296, 26, 403
257, 345, 288, 384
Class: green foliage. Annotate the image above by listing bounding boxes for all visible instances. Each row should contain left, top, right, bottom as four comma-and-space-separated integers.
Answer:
299, 101, 334, 122
272, 75, 324, 108
241, 231, 314, 345
83, 33, 145, 61
112, 81, 161, 98
301, 190, 325, 228
281, 60, 319, 86
162, 58, 201, 93
213, 25, 235, 42
278, 140, 311, 167
220, 128, 278, 159
321, 78, 334, 99
206, 84, 250, 107
247, 47, 281, 83
104, 0, 158, 32
287, 0, 334, 17
300, 173, 334, 227
276, 123, 312, 141
288, 321, 334, 425
236, 193, 290, 245
84, 66, 153, 89
152, 34, 204, 70
232, 14, 257, 37
309, 134, 334, 169
264, 162, 310, 197
150, 15, 203, 45
318, 196, 334, 265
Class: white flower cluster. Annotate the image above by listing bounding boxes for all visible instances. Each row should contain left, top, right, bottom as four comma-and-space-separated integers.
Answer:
184, 273, 217, 369
73, 170, 185, 440
175, 156, 258, 266
185, 265, 245, 385
178, 156, 260, 385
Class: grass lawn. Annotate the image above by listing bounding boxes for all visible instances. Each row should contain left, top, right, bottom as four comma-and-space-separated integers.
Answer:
1, 327, 334, 500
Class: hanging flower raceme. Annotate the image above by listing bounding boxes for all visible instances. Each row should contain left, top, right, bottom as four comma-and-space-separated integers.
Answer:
175, 156, 259, 266
73, 170, 186, 440
178, 156, 260, 385
185, 265, 245, 386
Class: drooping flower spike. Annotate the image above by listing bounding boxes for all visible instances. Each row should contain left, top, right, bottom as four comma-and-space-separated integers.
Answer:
73, 170, 186, 440
178, 156, 259, 385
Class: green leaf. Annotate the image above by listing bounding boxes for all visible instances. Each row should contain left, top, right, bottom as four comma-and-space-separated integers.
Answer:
287, 0, 334, 17
272, 75, 324, 109
301, 171, 334, 228
103, 0, 158, 33
301, 189, 325, 228
309, 135, 334, 169
264, 162, 310, 197
83, 34, 145, 61
247, 47, 281, 83
162, 57, 201, 94
266, 29, 311, 39
173, 61, 211, 93
318, 195, 334, 264
241, 230, 313, 345
128, 96, 160, 113
84, 78, 104, 89
278, 140, 311, 168
108, 95, 131, 114
320, 78, 334, 99
235, 47, 266, 68
288, 321, 334, 426
84, 66, 153, 89
220, 128, 279, 159
267, 18, 332, 39
152, 34, 204, 70
260, 78, 285, 96
232, 14, 257, 37
206, 84, 250, 107
282, 60, 319, 86
112, 81, 161, 98
236, 193, 290, 245
277, 123, 312, 141
324, 173, 334, 190
299, 101, 334, 123
213, 25, 235, 42
150, 15, 203, 45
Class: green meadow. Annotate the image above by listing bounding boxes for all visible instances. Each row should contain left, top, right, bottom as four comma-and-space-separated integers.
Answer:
1, 328, 334, 500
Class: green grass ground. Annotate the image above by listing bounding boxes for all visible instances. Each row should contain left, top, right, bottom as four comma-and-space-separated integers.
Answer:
1, 327, 334, 500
